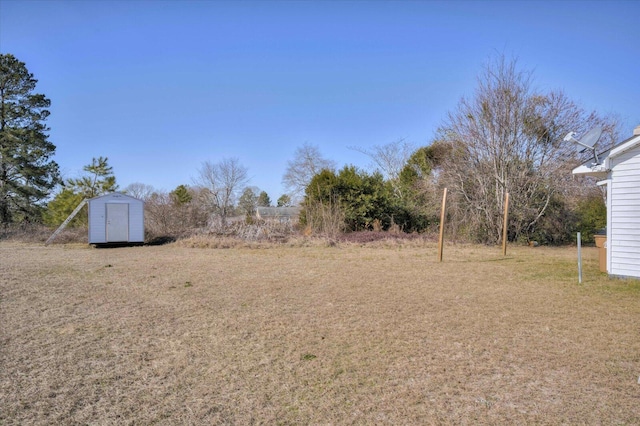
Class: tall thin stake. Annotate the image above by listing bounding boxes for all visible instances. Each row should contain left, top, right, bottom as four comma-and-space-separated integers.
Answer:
438, 188, 447, 262
502, 192, 510, 256
577, 232, 583, 284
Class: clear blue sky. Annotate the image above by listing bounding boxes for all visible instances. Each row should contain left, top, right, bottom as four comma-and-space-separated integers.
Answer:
1, 0, 639, 200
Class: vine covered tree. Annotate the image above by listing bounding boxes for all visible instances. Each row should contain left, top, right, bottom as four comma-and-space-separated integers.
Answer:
436, 55, 618, 243
0, 54, 60, 226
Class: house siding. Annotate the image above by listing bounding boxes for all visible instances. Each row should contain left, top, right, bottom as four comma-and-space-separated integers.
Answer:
88, 193, 145, 244
609, 146, 640, 278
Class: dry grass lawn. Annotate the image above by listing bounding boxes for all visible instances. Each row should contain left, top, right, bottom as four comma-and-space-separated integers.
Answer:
1, 240, 639, 424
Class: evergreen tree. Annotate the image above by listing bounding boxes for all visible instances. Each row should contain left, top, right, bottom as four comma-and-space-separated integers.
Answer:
238, 187, 258, 216
277, 194, 292, 207
304, 166, 397, 232
334, 166, 393, 231
45, 157, 118, 226
66, 156, 118, 198
257, 191, 271, 207
0, 54, 60, 226
302, 165, 431, 233
42, 188, 86, 227
170, 184, 192, 205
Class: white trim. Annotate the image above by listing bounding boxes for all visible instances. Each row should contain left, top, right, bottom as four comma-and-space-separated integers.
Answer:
572, 163, 608, 177
603, 178, 612, 273
609, 135, 640, 159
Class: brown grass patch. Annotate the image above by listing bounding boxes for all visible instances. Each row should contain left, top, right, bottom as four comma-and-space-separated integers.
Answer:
1, 241, 639, 424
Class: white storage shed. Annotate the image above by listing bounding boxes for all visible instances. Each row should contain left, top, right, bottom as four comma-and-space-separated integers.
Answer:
88, 192, 145, 245
573, 126, 640, 279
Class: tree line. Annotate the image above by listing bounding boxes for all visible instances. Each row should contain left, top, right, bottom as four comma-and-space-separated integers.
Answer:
1, 53, 611, 244
301, 57, 613, 244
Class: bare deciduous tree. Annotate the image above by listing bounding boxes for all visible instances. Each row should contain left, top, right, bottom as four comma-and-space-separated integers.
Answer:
282, 143, 336, 200
194, 158, 249, 227
438, 55, 619, 243
351, 138, 415, 197
124, 182, 156, 201
144, 187, 209, 239
144, 191, 174, 237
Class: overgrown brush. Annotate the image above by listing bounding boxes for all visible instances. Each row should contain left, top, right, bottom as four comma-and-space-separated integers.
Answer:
0, 224, 87, 244
175, 219, 306, 248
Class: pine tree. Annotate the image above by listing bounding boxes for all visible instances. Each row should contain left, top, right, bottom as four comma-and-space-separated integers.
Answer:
66, 156, 118, 198
45, 157, 118, 226
0, 54, 60, 226
277, 194, 292, 207
170, 185, 192, 205
257, 191, 271, 207
42, 188, 86, 227
238, 187, 258, 216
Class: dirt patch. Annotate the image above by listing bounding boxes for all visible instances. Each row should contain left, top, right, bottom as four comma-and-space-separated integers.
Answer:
1, 241, 638, 424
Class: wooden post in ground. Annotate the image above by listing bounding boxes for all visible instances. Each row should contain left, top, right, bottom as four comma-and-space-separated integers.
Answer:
437, 188, 447, 262
502, 192, 510, 256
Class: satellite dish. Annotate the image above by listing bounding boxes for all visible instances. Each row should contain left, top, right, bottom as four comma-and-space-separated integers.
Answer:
564, 126, 603, 164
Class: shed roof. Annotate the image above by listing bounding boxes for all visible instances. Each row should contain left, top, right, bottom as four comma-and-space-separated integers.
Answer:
88, 192, 144, 203
256, 206, 300, 219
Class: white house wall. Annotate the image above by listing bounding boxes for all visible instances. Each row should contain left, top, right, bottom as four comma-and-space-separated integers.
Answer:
88, 193, 145, 244
609, 146, 640, 278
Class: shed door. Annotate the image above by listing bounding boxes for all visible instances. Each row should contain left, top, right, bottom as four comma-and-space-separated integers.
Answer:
106, 203, 129, 242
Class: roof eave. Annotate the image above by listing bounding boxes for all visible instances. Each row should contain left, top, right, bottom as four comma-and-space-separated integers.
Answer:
572, 163, 608, 178
609, 134, 640, 159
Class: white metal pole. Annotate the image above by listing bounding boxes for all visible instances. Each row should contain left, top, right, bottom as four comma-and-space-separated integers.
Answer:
577, 232, 582, 284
